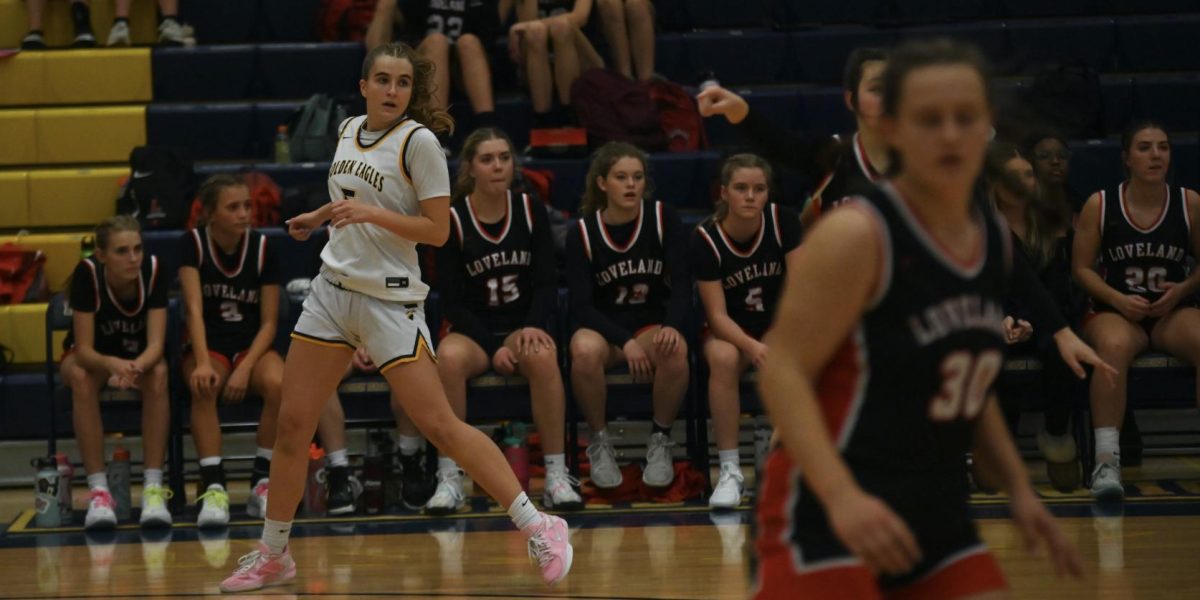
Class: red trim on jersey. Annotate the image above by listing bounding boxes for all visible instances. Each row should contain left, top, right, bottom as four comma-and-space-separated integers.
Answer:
716, 212, 765, 258
597, 203, 644, 253
884, 183, 986, 279
853, 132, 883, 183
466, 193, 512, 244
106, 259, 147, 318
190, 229, 204, 268
1118, 182, 1170, 234
771, 204, 783, 247
1181, 187, 1192, 234
888, 546, 1006, 600
449, 207, 465, 247
816, 329, 869, 448
206, 227, 250, 278
696, 226, 722, 265
522, 193, 535, 234
578, 220, 593, 262
257, 235, 267, 275
655, 201, 665, 244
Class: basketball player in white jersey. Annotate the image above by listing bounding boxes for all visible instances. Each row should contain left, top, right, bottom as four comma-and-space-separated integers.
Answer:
220, 42, 572, 593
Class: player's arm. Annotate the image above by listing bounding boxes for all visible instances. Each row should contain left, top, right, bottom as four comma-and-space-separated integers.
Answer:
697, 281, 756, 353
71, 310, 111, 373
515, 0, 537, 22
759, 204, 921, 575
179, 266, 210, 366
133, 308, 167, 373
1071, 192, 1123, 305
565, 0, 592, 28
1170, 189, 1200, 297
237, 284, 279, 373
344, 195, 451, 246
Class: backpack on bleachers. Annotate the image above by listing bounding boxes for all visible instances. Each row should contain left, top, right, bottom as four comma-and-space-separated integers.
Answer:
286, 94, 350, 163
316, 0, 377, 42
0, 244, 48, 305
571, 68, 667, 151
645, 79, 708, 152
116, 145, 195, 230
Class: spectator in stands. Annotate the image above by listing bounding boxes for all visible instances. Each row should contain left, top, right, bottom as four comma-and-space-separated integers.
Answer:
595, 0, 654, 81
432, 127, 584, 513
986, 143, 1087, 492
697, 47, 891, 223
1073, 121, 1200, 502
62, 215, 171, 529
508, 0, 605, 128
1026, 131, 1086, 214
366, 0, 503, 137
691, 153, 802, 509
20, 0, 183, 49
566, 142, 690, 490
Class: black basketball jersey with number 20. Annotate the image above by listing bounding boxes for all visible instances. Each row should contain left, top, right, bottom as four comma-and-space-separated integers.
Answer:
1098, 183, 1192, 304
817, 184, 1011, 472
577, 199, 673, 327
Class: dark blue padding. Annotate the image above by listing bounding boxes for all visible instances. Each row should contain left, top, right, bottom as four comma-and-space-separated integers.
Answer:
147, 103, 256, 161
1101, 76, 1136, 139
770, 0, 887, 26
261, 0, 321, 42
683, 31, 787, 86
1169, 136, 1200, 191
1068, 139, 1124, 197
152, 45, 257, 102
793, 87, 854, 136
655, 34, 689, 85
702, 88, 804, 147
197, 161, 331, 189
787, 27, 899, 84
257, 43, 365, 99
653, 0, 691, 32
650, 154, 704, 208
888, 0, 992, 23
1132, 74, 1200, 133
180, 0, 261, 43
679, 0, 767, 29
1101, 0, 1199, 14
1006, 17, 1118, 72
1116, 16, 1200, 72
898, 22, 1010, 72
998, 0, 1096, 17
448, 96, 534, 151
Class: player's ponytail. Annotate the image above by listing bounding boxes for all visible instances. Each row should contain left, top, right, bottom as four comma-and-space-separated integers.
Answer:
711, 153, 773, 224
581, 142, 652, 215
362, 42, 455, 135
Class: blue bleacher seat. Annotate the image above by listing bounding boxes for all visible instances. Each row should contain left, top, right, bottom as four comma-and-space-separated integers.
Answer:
1116, 16, 1200, 72
1169, 136, 1200, 191
793, 87, 855, 136
1068, 139, 1124, 196
147, 103, 256, 161
198, 161, 331, 190
257, 43, 364, 99
1101, 0, 1198, 14
898, 22, 1010, 72
651, 154, 704, 208
655, 34, 689, 85
702, 88, 805, 147
788, 27, 899, 84
683, 31, 787, 86
889, 0, 992, 22
999, 0, 1096, 17
1006, 17, 1118, 73
152, 46, 257, 102
180, 0, 260, 44
770, 0, 887, 26
678, 0, 767, 30
1132, 74, 1200, 133
261, 0, 322, 42
1101, 76, 1136, 138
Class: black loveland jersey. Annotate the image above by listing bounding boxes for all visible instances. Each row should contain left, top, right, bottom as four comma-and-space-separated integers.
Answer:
576, 200, 675, 334
65, 255, 168, 359
819, 183, 1011, 472
439, 191, 556, 354
808, 132, 884, 217
691, 204, 802, 338
179, 227, 280, 353
1098, 183, 1192, 304
402, 0, 500, 42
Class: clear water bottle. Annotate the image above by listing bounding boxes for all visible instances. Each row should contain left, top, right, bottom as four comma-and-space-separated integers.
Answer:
32, 457, 61, 528
55, 453, 73, 525
107, 446, 132, 521
274, 125, 292, 164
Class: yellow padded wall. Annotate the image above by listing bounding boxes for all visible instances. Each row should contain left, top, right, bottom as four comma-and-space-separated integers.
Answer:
43, 49, 152, 105
28, 167, 124, 227
0, 233, 87, 292
0, 53, 45, 107
36, 106, 145, 164
0, 170, 29, 228
0, 109, 37, 166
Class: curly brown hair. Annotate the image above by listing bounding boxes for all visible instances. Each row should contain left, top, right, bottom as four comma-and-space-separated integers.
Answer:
361, 42, 454, 135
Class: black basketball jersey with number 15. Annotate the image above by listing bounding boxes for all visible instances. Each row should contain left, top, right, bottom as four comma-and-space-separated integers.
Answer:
1099, 183, 1192, 304
448, 191, 538, 325
578, 199, 673, 327
181, 227, 275, 350
817, 183, 1011, 472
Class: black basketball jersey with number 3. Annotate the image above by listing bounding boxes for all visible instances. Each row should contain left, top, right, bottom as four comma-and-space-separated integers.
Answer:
65, 255, 167, 359
448, 192, 539, 327
1098, 183, 1192, 304
692, 204, 801, 339
578, 200, 675, 330
179, 228, 278, 353
819, 184, 1010, 472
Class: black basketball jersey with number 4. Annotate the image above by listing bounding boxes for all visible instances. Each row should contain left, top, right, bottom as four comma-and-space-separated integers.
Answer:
578, 199, 674, 328
180, 228, 278, 351
818, 184, 1010, 472
1098, 183, 1192, 304
692, 204, 802, 338
65, 255, 167, 359
449, 192, 538, 326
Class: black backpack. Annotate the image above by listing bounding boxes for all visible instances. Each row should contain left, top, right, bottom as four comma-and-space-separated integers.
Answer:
286, 94, 350, 163
116, 145, 195, 230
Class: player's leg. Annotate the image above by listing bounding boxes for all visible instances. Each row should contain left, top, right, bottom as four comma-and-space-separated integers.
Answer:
704, 337, 751, 508
426, 333, 489, 515
391, 390, 436, 509
1081, 312, 1148, 500
185, 351, 235, 525
546, 17, 580, 105
625, 0, 655, 81
63, 354, 117, 529
1151, 306, 1200, 408
636, 324, 689, 487
570, 327, 624, 488
521, 20, 555, 116
137, 357, 172, 526
417, 33, 452, 112
455, 34, 496, 115
596, 0, 631, 79
315, 392, 359, 515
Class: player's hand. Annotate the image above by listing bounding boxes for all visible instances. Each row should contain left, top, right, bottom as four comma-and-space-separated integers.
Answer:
1052, 327, 1118, 386
330, 199, 379, 229
107, 357, 141, 383
108, 373, 139, 390
1002, 316, 1034, 345
1011, 489, 1084, 579
507, 23, 528, 64
623, 338, 653, 383
190, 362, 220, 397
1148, 281, 1183, 318
695, 85, 750, 124
1114, 294, 1150, 322
221, 365, 250, 403
352, 347, 377, 374
515, 327, 555, 357
825, 486, 923, 576
286, 211, 322, 241
747, 339, 770, 370
493, 346, 519, 375
654, 326, 684, 356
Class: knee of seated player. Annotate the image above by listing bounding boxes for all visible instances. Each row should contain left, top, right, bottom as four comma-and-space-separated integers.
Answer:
523, 20, 549, 53
456, 33, 485, 56
546, 17, 575, 45
704, 339, 741, 378
435, 340, 477, 380
596, 0, 622, 17
519, 344, 561, 379
570, 333, 608, 371
656, 343, 689, 378
420, 32, 451, 54
625, 0, 652, 18
1093, 330, 1141, 365
63, 360, 99, 393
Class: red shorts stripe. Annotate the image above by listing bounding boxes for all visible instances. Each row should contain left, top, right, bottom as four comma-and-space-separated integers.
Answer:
815, 333, 862, 442
755, 561, 880, 600
887, 548, 1007, 600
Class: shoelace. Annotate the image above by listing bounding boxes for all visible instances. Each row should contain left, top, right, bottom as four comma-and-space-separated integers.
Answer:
253, 480, 270, 496
588, 435, 622, 462
547, 473, 581, 495
198, 488, 229, 510
89, 489, 114, 508
143, 486, 174, 506
233, 550, 265, 575
527, 524, 555, 567
646, 435, 676, 461
434, 471, 464, 501
718, 465, 743, 485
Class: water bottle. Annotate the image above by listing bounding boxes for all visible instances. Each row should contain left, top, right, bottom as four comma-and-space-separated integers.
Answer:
274, 125, 291, 164
502, 423, 530, 493
107, 446, 132, 521
698, 70, 720, 92
79, 235, 95, 260
55, 453, 73, 525
303, 444, 326, 515
32, 457, 61, 528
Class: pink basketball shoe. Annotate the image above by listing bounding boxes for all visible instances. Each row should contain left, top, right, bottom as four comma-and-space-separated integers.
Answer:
219, 541, 296, 593
525, 513, 573, 585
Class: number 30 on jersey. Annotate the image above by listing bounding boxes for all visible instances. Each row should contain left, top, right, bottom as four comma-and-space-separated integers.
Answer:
929, 350, 1003, 421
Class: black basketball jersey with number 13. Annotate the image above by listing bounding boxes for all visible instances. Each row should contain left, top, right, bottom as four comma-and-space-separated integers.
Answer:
578, 199, 673, 329
818, 184, 1011, 472
1098, 183, 1192, 305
